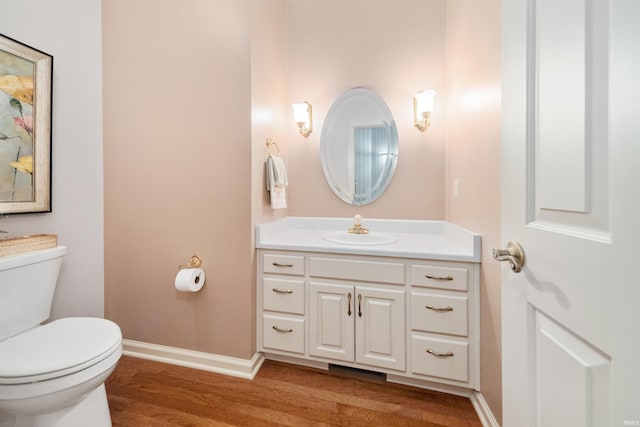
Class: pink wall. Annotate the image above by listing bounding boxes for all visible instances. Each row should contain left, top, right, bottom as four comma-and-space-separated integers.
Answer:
284, 3, 502, 420
251, 4, 499, 394
103, 0, 255, 359
250, 0, 288, 355
284, 0, 448, 220
446, 0, 502, 422
251, 0, 288, 225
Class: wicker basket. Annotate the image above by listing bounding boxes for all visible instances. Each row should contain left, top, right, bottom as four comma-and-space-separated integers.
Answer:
0, 234, 58, 257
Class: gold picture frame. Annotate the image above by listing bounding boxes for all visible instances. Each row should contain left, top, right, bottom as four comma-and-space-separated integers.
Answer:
0, 33, 52, 214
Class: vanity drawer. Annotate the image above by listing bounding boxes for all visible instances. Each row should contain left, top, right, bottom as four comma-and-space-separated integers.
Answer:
262, 314, 305, 354
411, 292, 468, 336
411, 265, 468, 291
309, 257, 404, 284
263, 278, 305, 315
263, 254, 305, 276
411, 334, 469, 383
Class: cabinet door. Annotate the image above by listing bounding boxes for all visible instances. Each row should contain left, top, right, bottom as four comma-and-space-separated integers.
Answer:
355, 286, 405, 371
309, 282, 354, 362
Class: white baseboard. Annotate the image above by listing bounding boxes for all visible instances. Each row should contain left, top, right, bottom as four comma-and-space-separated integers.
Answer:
386, 374, 473, 398
471, 392, 500, 427
263, 352, 329, 370
122, 339, 265, 380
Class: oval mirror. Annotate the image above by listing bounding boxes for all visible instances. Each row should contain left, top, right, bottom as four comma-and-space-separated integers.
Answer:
320, 88, 398, 206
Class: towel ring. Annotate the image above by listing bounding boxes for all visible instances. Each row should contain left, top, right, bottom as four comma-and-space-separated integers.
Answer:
266, 138, 280, 156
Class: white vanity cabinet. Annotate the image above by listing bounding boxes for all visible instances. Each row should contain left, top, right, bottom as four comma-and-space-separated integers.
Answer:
307, 255, 406, 371
309, 282, 405, 371
257, 248, 481, 392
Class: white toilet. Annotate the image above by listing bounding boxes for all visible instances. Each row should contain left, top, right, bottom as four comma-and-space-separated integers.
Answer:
0, 246, 122, 427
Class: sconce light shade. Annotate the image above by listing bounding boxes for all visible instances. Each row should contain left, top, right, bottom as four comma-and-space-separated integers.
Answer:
413, 89, 436, 131
291, 101, 313, 137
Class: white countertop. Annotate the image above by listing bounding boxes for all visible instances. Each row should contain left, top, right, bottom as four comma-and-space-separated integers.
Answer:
256, 217, 481, 262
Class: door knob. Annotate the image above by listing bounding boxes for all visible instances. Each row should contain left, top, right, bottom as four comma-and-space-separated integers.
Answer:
493, 241, 525, 273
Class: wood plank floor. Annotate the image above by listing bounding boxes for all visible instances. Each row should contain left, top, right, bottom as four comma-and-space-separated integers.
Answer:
105, 356, 482, 426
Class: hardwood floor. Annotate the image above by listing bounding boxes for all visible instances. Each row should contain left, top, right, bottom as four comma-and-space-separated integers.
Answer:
106, 356, 482, 426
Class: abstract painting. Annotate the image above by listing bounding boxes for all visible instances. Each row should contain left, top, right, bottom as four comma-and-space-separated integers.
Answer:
0, 34, 52, 214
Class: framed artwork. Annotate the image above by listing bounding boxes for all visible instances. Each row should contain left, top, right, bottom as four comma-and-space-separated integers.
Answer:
0, 33, 52, 214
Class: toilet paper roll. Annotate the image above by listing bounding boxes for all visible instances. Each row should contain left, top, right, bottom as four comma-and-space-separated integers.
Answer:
175, 268, 205, 292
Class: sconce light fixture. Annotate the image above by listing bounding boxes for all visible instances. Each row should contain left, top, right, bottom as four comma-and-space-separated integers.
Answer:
291, 101, 313, 137
413, 89, 436, 131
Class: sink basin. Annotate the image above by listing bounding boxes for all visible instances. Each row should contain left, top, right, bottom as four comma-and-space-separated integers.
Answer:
322, 231, 397, 246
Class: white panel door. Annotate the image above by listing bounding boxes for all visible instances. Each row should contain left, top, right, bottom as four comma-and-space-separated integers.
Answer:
355, 286, 405, 371
501, 0, 640, 426
309, 282, 354, 362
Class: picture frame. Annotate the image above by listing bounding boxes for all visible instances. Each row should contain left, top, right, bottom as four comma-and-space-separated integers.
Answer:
0, 33, 52, 214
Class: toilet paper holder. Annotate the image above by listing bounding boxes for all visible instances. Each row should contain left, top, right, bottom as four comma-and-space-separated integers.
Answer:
178, 255, 202, 271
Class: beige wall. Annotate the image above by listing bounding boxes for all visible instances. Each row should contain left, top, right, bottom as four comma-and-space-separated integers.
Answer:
446, 0, 502, 423
285, 0, 448, 220
103, 0, 255, 359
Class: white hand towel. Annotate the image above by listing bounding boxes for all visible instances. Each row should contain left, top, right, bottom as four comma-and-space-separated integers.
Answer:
266, 156, 276, 191
272, 155, 288, 187
265, 154, 288, 209
270, 185, 287, 209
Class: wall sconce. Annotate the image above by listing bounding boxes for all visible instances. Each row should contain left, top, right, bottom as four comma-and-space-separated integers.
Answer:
413, 89, 436, 131
291, 101, 313, 137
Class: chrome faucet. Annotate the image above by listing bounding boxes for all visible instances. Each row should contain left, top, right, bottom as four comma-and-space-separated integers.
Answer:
347, 214, 369, 234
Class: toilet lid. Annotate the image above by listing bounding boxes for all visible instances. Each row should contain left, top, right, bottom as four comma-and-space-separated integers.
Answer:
0, 317, 122, 384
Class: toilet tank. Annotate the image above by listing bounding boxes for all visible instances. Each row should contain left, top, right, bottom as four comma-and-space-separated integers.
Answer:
0, 246, 66, 341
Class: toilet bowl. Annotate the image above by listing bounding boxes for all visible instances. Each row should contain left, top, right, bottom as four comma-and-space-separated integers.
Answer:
0, 318, 122, 427
0, 247, 123, 427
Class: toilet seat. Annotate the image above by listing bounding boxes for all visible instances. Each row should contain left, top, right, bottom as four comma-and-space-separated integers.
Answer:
0, 317, 122, 385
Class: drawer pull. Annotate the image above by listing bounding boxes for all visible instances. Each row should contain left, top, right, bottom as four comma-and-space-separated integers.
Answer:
426, 348, 454, 358
357, 293, 363, 317
272, 325, 293, 333
347, 292, 352, 316
425, 305, 454, 312
425, 274, 454, 281
272, 262, 294, 268
272, 288, 293, 294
